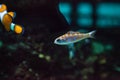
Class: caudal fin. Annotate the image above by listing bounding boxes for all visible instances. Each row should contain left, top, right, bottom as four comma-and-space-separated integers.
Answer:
14, 24, 24, 34
10, 23, 24, 34
88, 30, 96, 38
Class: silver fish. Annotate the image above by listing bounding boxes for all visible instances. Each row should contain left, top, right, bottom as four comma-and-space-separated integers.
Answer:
54, 30, 96, 45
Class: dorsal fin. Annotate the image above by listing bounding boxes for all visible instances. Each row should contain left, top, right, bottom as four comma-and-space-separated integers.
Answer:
8, 12, 16, 19
67, 31, 81, 35
67, 31, 75, 34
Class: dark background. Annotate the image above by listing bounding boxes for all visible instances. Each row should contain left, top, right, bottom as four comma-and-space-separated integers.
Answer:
0, 0, 120, 80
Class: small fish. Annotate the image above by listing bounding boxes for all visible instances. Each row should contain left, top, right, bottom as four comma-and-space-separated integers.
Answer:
0, 4, 24, 34
54, 30, 96, 45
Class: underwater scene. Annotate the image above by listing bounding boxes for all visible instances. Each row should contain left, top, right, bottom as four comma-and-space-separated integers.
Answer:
0, 0, 120, 80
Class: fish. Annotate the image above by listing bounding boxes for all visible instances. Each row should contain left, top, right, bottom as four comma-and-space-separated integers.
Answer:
0, 4, 24, 34
54, 30, 96, 45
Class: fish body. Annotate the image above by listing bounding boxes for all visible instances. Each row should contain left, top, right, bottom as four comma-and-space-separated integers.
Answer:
54, 30, 96, 45
0, 4, 24, 34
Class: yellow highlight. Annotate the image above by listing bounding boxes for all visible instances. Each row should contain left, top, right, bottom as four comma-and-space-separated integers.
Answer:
38, 54, 44, 58
14, 25, 23, 34
0, 4, 7, 12
45, 56, 51, 61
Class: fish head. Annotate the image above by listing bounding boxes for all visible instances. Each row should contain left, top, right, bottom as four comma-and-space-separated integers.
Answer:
54, 37, 66, 45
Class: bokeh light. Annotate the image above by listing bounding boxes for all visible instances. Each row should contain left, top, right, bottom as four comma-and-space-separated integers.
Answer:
59, 2, 72, 24
77, 3, 93, 27
97, 3, 120, 27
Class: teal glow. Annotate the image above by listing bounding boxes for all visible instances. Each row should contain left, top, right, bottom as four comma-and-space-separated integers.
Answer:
0, 41, 3, 48
77, 3, 92, 14
10, 23, 15, 31
68, 43, 75, 59
76, 3, 92, 27
97, 3, 120, 27
64, 16, 71, 24
59, 2, 72, 24
92, 42, 105, 55
97, 3, 120, 16
105, 44, 113, 50
97, 18, 120, 27
114, 65, 120, 72
96, 19, 112, 28
77, 17, 93, 27
59, 2, 72, 14
69, 50, 74, 59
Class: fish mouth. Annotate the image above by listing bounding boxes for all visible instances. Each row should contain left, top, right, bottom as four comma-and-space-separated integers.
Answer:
54, 38, 60, 45
54, 38, 73, 45
54, 39, 57, 44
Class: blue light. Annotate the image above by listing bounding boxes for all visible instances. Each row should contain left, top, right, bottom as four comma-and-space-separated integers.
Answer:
76, 3, 93, 27
97, 18, 120, 28
96, 19, 111, 28
64, 15, 71, 24
97, 3, 120, 27
97, 3, 120, 16
77, 17, 93, 27
59, 2, 72, 24
77, 3, 92, 15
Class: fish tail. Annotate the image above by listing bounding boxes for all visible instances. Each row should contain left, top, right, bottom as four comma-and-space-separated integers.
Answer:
88, 30, 96, 38
10, 23, 24, 34
14, 24, 24, 34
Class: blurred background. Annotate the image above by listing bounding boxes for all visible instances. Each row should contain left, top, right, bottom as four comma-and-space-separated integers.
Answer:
0, 0, 120, 80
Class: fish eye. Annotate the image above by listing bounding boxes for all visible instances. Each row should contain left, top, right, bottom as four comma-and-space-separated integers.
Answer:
54, 38, 66, 44
56, 38, 66, 43
57, 38, 62, 42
